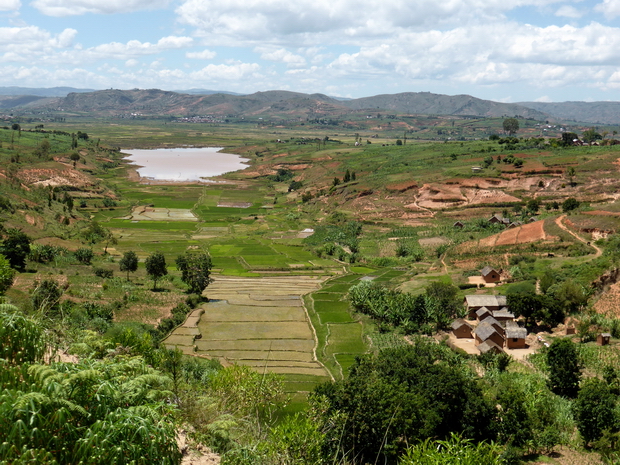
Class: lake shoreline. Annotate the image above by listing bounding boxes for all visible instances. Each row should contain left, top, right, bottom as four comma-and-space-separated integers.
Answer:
121, 147, 250, 184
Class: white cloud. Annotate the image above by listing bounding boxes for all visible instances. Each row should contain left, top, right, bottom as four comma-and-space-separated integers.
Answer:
255, 47, 306, 68
125, 59, 139, 67
32, 0, 170, 16
595, 0, 620, 17
186, 49, 217, 59
0, 26, 76, 54
535, 95, 553, 102
555, 5, 584, 18
0, 0, 20, 11
175, 0, 568, 46
85, 36, 193, 60
189, 62, 261, 81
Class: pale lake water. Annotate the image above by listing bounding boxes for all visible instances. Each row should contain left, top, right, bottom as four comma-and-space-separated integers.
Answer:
123, 147, 249, 182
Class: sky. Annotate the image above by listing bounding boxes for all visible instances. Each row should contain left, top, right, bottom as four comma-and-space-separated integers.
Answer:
1, 0, 620, 102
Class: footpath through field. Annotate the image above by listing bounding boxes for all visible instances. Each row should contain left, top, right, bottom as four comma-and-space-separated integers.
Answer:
164, 276, 331, 380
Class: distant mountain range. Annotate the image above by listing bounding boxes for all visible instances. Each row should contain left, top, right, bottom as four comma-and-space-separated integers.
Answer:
1, 87, 619, 125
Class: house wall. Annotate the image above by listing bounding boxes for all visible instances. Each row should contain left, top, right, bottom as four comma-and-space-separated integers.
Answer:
453, 326, 472, 339
483, 273, 500, 283
506, 337, 526, 349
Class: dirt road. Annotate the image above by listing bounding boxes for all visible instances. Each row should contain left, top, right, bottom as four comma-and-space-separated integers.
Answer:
555, 214, 602, 258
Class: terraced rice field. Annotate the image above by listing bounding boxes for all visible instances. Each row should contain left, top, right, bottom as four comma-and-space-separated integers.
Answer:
164, 276, 331, 381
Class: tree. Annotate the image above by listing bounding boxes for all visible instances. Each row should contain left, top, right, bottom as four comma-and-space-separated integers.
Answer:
312, 341, 494, 464
582, 128, 602, 145
507, 293, 543, 327
566, 166, 576, 186
146, 251, 167, 290
561, 132, 579, 147
176, 251, 213, 295
119, 250, 139, 280
547, 338, 581, 398
0, 254, 16, 295
69, 151, 80, 167
503, 118, 520, 135
527, 198, 541, 213
562, 197, 580, 212
574, 379, 617, 446
82, 221, 116, 253
0, 228, 31, 271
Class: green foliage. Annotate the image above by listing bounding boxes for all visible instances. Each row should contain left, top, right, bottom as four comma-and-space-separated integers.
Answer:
547, 338, 581, 398
74, 247, 94, 265
312, 341, 494, 464
349, 281, 462, 333
119, 250, 139, 280
0, 254, 16, 295
145, 251, 167, 290
0, 309, 45, 365
0, 357, 180, 464
264, 413, 325, 465
502, 118, 519, 135
574, 378, 618, 446
0, 229, 31, 271
31, 279, 63, 316
176, 251, 213, 295
562, 197, 580, 212
269, 169, 294, 182
400, 433, 505, 465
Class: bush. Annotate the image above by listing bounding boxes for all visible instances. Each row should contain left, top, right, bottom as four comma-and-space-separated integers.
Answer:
93, 267, 114, 279
74, 247, 94, 265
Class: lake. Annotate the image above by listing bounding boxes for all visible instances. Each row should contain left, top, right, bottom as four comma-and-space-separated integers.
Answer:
123, 147, 249, 182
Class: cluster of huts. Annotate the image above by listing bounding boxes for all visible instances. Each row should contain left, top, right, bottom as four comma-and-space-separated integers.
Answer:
453, 213, 539, 232
451, 295, 527, 354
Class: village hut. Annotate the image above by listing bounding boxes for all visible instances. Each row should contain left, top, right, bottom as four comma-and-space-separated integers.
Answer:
477, 340, 504, 354
481, 266, 501, 284
451, 319, 473, 339
598, 333, 612, 346
474, 321, 505, 348
505, 323, 527, 349
464, 295, 508, 319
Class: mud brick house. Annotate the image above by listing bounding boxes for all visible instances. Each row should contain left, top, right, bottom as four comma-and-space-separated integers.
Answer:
451, 319, 473, 338
474, 321, 505, 348
598, 333, 611, 346
477, 340, 504, 354
465, 295, 508, 319
480, 266, 501, 284
505, 322, 527, 349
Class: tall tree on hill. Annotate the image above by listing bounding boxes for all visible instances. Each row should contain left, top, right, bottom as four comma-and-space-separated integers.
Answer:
503, 118, 519, 136
547, 338, 581, 398
119, 250, 139, 281
145, 251, 167, 291
0, 229, 31, 271
176, 251, 213, 295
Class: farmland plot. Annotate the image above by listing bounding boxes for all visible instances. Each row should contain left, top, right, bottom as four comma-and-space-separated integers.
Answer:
165, 276, 331, 383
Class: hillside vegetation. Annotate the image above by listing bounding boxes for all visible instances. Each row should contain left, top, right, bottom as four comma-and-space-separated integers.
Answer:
3, 116, 620, 464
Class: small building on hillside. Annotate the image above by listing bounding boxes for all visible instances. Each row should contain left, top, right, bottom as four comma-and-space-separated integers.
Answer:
505, 323, 527, 349
598, 333, 612, 346
453, 221, 465, 229
481, 266, 501, 284
451, 319, 473, 338
465, 295, 508, 319
488, 214, 511, 226
474, 321, 505, 348
476, 306, 492, 321
477, 340, 504, 354
492, 309, 515, 323
483, 316, 505, 336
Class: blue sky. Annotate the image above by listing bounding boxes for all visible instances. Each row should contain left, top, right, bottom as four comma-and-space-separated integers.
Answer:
1, 0, 620, 102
